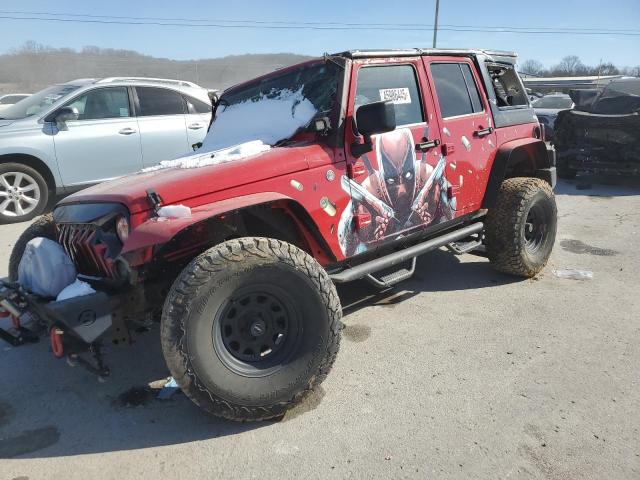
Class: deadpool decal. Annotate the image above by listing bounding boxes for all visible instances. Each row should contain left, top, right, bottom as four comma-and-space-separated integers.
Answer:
338, 128, 455, 256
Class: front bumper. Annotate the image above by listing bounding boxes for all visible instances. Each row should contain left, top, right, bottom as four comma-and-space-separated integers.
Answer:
0, 279, 125, 349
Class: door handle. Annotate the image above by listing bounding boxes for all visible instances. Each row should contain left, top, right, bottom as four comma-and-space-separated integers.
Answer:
188, 123, 204, 130
474, 127, 493, 138
118, 127, 137, 135
415, 138, 440, 151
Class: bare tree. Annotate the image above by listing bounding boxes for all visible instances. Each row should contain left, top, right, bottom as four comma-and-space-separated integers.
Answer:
520, 59, 545, 76
552, 55, 587, 76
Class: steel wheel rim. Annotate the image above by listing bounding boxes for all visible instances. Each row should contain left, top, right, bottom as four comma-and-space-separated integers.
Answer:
524, 203, 547, 254
0, 172, 41, 217
213, 283, 301, 377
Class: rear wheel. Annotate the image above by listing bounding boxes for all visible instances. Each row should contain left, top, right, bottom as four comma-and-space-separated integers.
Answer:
161, 237, 342, 421
485, 177, 557, 278
0, 163, 49, 224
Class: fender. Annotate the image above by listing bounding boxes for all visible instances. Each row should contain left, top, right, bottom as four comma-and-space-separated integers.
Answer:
121, 191, 292, 255
482, 138, 556, 208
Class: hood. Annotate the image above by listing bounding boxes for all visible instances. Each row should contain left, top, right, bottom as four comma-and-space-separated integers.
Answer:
0, 120, 15, 128
58, 143, 321, 213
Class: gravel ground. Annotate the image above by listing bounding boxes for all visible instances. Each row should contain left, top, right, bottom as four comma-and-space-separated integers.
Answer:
1, 177, 638, 480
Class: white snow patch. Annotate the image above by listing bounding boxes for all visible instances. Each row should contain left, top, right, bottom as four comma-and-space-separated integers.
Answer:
157, 204, 192, 219
56, 279, 96, 302
202, 88, 317, 152
143, 140, 271, 171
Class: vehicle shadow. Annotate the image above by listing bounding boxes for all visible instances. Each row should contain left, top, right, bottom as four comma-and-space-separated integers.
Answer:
556, 175, 640, 197
0, 328, 268, 459
339, 248, 521, 316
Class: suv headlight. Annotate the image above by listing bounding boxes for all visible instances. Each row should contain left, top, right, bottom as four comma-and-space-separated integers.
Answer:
116, 215, 130, 243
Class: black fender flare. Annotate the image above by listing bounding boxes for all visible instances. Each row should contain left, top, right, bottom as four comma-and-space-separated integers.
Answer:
481, 138, 556, 209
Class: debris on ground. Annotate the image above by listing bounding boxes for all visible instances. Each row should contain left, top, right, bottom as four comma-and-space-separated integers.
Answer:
553, 269, 594, 280
157, 377, 180, 400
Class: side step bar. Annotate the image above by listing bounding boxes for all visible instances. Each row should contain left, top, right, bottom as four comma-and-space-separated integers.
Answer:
330, 222, 484, 284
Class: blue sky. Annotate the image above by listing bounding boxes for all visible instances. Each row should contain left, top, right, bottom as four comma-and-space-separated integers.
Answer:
0, 0, 638, 67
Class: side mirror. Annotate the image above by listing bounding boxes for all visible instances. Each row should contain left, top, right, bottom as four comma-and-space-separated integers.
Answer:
351, 101, 396, 157
51, 106, 79, 129
208, 90, 220, 107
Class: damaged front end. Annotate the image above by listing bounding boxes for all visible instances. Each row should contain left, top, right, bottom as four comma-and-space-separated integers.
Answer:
555, 78, 640, 175
0, 202, 159, 379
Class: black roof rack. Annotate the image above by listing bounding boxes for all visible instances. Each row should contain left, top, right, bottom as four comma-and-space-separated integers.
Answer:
333, 48, 517, 59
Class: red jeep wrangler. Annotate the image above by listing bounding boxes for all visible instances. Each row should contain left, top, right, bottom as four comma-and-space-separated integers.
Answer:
1, 49, 556, 421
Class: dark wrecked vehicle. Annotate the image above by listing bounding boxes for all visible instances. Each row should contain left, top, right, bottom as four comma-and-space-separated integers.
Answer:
1, 48, 557, 421
554, 77, 640, 178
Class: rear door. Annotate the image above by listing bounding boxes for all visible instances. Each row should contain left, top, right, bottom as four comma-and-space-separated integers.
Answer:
133, 86, 191, 168
424, 58, 497, 212
52, 86, 143, 186
340, 58, 445, 257
183, 94, 212, 149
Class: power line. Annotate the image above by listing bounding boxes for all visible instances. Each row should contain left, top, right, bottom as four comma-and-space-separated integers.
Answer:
0, 12, 639, 35
0, 9, 638, 33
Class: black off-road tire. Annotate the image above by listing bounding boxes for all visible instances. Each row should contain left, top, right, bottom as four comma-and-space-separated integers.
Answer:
0, 162, 50, 224
161, 237, 342, 421
8, 213, 56, 281
485, 177, 557, 278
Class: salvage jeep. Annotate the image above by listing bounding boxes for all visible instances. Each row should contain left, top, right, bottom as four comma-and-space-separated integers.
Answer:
0, 49, 557, 421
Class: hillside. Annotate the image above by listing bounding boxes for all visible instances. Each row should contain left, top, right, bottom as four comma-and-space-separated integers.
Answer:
0, 44, 314, 94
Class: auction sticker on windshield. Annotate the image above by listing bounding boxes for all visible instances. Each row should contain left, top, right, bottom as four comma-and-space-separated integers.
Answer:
379, 87, 411, 104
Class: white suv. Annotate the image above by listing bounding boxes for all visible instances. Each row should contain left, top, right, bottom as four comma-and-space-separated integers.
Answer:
0, 77, 212, 223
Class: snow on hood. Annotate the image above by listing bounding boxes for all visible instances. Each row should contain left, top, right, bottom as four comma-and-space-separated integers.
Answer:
201, 87, 317, 151
143, 140, 271, 171
141, 88, 316, 172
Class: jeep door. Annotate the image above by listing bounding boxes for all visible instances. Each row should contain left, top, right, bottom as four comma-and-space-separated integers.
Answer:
423, 58, 498, 212
52, 86, 143, 187
341, 58, 443, 257
133, 86, 191, 169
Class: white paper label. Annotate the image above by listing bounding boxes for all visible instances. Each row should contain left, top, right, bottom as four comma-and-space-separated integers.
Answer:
379, 87, 411, 104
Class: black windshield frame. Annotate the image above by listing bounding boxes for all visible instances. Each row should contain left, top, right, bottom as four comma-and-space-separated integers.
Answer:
215, 59, 347, 147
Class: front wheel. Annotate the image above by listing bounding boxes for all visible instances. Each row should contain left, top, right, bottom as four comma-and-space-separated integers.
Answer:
485, 177, 557, 278
0, 163, 49, 224
160, 237, 342, 421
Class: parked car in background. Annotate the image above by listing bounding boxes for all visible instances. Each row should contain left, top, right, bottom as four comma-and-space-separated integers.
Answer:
532, 93, 574, 142
0, 93, 31, 112
555, 77, 640, 178
0, 77, 211, 223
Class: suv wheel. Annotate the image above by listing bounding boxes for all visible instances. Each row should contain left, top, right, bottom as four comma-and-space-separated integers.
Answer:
0, 163, 49, 224
485, 177, 557, 278
161, 237, 342, 421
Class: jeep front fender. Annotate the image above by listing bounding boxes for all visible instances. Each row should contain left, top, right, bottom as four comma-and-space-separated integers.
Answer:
121, 192, 291, 255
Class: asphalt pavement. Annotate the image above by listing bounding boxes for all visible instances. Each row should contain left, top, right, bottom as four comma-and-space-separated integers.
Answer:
1, 176, 639, 479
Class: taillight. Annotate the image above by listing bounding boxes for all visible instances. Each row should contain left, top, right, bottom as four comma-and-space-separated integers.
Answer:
533, 124, 545, 141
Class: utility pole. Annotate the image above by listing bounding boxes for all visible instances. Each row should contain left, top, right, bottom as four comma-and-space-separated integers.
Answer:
432, 0, 440, 48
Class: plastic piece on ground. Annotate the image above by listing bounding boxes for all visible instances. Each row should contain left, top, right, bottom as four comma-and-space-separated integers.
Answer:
553, 269, 594, 280
157, 204, 192, 219
18, 237, 77, 298
50, 328, 64, 358
157, 377, 180, 400
56, 279, 96, 302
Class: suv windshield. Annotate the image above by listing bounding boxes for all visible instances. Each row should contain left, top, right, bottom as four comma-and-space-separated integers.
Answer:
0, 84, 82, 120
532, 96, 573, 109
201, 61, 341, 151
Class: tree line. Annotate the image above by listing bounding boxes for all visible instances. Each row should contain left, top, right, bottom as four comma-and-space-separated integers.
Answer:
520, 55, 640, 77
0, 42, 312, 94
